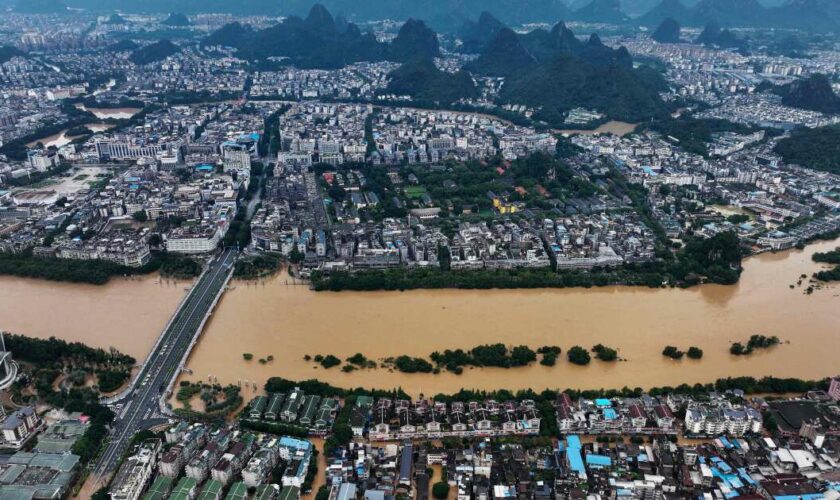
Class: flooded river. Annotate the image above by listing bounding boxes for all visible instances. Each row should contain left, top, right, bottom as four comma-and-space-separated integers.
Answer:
0, 275, 187, 361
176, 238, 840, 398
25, 123, 114, 148
0, 240, 837, 398
75, 105, 142, 120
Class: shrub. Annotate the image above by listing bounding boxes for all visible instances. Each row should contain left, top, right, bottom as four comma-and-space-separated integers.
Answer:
320, 355, 341, 369
567, 346, 591, 366
592, 344, 618, 362
662, 346, 684, 359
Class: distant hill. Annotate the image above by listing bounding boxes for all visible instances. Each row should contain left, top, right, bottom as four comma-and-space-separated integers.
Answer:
15, 0, 65, 13
458, 11, 507, 53
203, 4, 451, 69
466, 18, 634, 74
636, 0, 692, 27
203, 21, 253, 48
62, 0, 571, 26
162, 12, 191, 26
694, 22, 747, 50
690, 0, 765, 26
129, 39, 180, 65
462, 18, 663, 125
634, 0, 840, 32
500, 55, 667, 125
388, 19, 440, 62
46, 0, 838, 31
385, 57, 478, 105
781, 74, 840, 114
768, 0, 840, 32
651, 18, 681, 43
774, 124, 840, 175
104, 13, 127, 24
0, 46, 26, 64
202, 5, 385, 69
466, 28, 535, 77
570, 0, 630, 24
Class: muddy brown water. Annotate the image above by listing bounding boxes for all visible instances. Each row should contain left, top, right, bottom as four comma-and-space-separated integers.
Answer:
0, 275, 188, 361
176, 238, 840, 398
1, 240, 838, 399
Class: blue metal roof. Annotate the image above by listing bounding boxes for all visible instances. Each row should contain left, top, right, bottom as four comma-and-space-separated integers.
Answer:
586, 454, 612, 467
567, 448, 585, 473
738, 468, 756, 486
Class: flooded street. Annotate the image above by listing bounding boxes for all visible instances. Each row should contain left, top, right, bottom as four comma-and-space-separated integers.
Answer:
176, 238, 840, 398
0, 275, 187, 361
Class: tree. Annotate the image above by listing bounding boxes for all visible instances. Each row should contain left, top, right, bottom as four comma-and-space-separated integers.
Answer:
328, 184, 347, 202
592, 344, 618, 362
132, 210, 148, 222
567, 346, 591, 366
662, 346, 684, 359
320, 355, 341, 369
315, 487, 330, 500
332, 423, 353, 446
289, 247, 304, 264
510, 345, 536, 366
432, 482, 450, 500
687, 346, 703, 359
730, 343, 748, 356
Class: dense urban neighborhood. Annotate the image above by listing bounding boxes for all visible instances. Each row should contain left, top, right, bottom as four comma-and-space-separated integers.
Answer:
1, 0, 840, 499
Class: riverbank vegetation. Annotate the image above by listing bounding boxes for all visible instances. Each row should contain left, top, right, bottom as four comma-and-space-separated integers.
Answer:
2, 334, 117, 468
0, 250, 201, 285
812, 247, 840, 282
233, 254, 282, 279
263, 374, 830, 405
730, 335, 781, 356
5, 333, 136, 399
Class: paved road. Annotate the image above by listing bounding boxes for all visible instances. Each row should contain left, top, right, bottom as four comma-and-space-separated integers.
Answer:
92, 248, 237, 482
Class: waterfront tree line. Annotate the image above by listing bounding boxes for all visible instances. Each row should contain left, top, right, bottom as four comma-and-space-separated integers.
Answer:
262, 374, 831, 404
0, 250, 201, 285
812, 246, 840, 282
